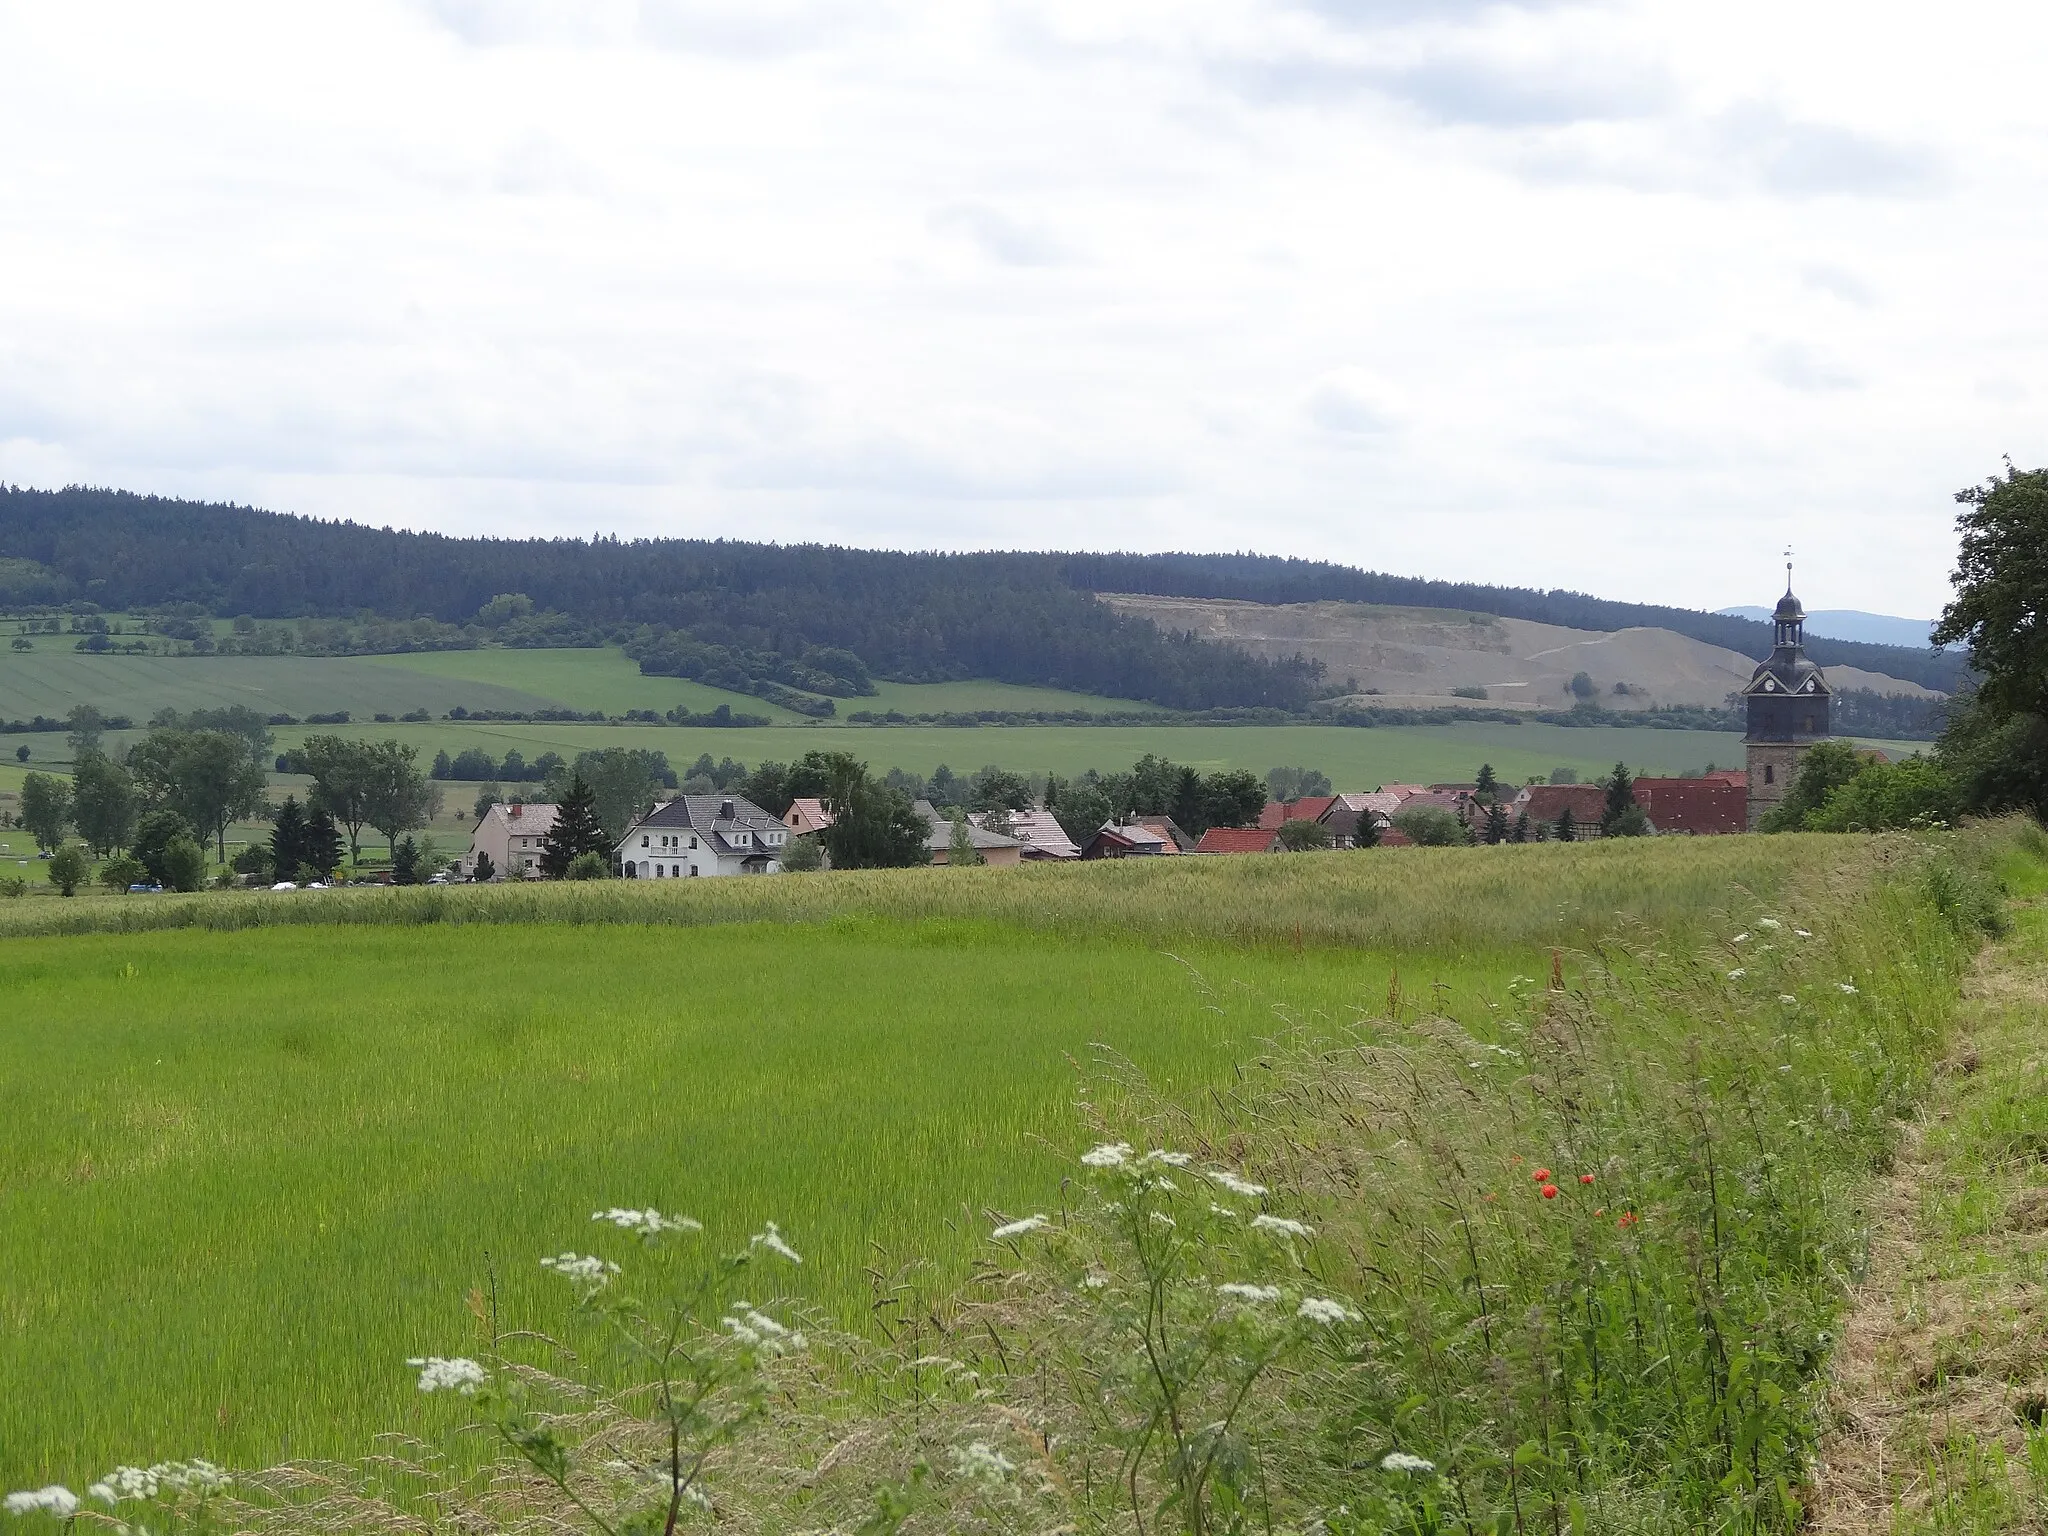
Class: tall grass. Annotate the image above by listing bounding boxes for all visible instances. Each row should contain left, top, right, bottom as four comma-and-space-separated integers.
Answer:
0, 836, 1820, 952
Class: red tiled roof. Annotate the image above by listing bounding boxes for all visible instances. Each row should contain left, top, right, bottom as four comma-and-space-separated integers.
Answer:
1259, 796, 1337, 830
1515, 784, 1609, 825
1704, 769, 1748, 787
1377, 828, 1415, 847
1632, 778, 1747, 835
1196, 827, 1280, 855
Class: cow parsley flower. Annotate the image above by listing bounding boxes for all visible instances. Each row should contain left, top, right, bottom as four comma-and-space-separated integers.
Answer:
1217, 1283, 1282, 1302
540, 1252, 621, 1292
1208, 1203, 1239, 1219
408, 1356, 487, 1394
1380, 1452, 1436, 1474
722, 1304, 804, 1354
1298, 1297, 1360, 1324
1150, 1211, 1177, 1227
1838, 982, 1859, 994
1795, 928, 1813, 938
1207, 1169, 1268, 1198
1758, 918, 1782, 930
1251, 1214, 1313, 1239
1143, 1149, 1193, 1167
749, 1221, 803, 1264
1081, 1142, 1133, 1168
1778, 995, 1798, 1006
1081, 1274, 1109, 1289
991, 1214, 1050, 1239
951, 1441, 1015, 1485
592, 1207, 702, 1238
1727, 967, 1746, 979
1732, 933, 1750, 944
86, 1463, 228, 1505
4, 1488, 78, 1518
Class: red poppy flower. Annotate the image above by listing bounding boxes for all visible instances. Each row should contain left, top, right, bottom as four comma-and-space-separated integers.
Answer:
1579, 1173, 1595, 1184
1618, 1211, 1639, 1227
1532, 1167, 1552, 1182
1540, 1184, 1559, 1199
1593, 1208, 1606, 1217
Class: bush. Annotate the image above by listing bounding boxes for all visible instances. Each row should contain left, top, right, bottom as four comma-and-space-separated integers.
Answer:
0, 874, 24, 899
100, 854, 147, 890
231, 844, 275, 879
1277, 818, 1332, 851
160, 836, 207, 893
780, 834, 823, 872
1392, 806, 1467, 846
46, 845, 89, 896
565, 850, 611, 881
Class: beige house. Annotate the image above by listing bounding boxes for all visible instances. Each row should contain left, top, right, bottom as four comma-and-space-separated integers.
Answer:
466, 801, 559, 879
784, 797, 834, 835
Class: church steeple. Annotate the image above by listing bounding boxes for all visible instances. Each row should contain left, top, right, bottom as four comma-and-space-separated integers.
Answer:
1742, 553, 1832, 828
1772, 554, 1805, 650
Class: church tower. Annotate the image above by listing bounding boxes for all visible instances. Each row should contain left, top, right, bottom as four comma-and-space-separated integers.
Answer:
1742, 564, 1831, 828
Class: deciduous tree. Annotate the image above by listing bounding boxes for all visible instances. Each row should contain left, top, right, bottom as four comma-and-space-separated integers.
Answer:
72, 749, 137, 856
18, 771, 73, 853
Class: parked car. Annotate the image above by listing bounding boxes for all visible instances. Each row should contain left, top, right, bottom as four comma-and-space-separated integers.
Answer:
127, 882, 164, 894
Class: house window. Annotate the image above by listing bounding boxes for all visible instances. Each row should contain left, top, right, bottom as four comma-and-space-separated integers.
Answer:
641, 836, 648, 847
1764, 764, 1775, 784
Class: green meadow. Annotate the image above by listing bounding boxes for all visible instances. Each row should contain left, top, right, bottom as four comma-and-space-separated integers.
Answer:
0, 840, 1824, 1487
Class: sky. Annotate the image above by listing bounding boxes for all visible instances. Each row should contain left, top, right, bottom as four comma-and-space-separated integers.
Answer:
2, 1, 2045, 620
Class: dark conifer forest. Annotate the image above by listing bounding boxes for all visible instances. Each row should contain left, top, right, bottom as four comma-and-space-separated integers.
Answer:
0, 485, 1964, 708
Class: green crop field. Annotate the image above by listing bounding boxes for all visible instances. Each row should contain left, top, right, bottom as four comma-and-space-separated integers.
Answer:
0, 840, 1822, 1487
0, 642, 1167, 728
245, 718, 1749, 788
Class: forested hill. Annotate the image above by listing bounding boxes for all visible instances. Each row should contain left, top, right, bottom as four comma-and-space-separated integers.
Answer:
0, 486, 1962, 699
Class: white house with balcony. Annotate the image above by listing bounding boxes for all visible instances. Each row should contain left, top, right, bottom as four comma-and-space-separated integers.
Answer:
617, 794, 788, 878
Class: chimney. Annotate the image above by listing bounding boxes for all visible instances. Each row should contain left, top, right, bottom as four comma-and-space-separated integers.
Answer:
720, 797, 735, 819
509, 803, 523, 819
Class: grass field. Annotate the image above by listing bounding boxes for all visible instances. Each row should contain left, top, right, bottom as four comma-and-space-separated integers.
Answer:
0, 830, 2022, 1527
0, 841, 1819, 1485
0, 643, 1166, 727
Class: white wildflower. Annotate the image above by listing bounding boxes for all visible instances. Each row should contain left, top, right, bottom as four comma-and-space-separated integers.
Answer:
1150, 1211, 1177, 1228
1298, 1297, 1360, 1324
408, 1356, 487, 1394
951, 1441, 1015, 1485
540, 1252, 621, 1292
1795, 928, 1813, 938
1251, 1214, 1314, 1239
5, 1488, 78, 1518
1081, 1142, 1133, 1168
749, 1221, 803, 1264
1778, 995, 1798, 1006
1732, 933, 1749, 944
1217, 1283, 1282, 1303
722, 1303, 803, 1353
86, 1463, 228, 1505
1380, 1452, 1436, 1474
1838, 982, 1859, 995
991, 1214, 1050, 1240
1081, 1274, 1109, 1290
1758, 918, 1782, 930
592, 1207, 701, 1238
1727, 968, 1746, 979
1207, 1169, 1268, 1199
1143, 1149, 1193, 1167
1208, 1204, 1239, 1219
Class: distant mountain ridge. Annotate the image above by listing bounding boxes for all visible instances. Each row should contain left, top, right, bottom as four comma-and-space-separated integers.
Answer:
1716, 606, 1935, 649
0, 485, 1968, 701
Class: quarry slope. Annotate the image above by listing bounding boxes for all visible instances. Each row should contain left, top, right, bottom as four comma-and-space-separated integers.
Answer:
1099, 593, 1939, 711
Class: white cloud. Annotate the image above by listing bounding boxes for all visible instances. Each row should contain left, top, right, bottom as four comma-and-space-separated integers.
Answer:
1, 0, 2045, 616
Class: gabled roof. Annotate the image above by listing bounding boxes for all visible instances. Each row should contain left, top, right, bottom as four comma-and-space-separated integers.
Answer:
1259, 796, 1337, 830
984, 808, 1079, 858
623, 794, 786, 859
1376, 784, 1427, 800
1631, 778, 1747, 836
481, 802, 560, 837
784, 797, 834, 833
1133, 815, 1194, 852
1513, 784, 1608, 824
915, 801, 1022, 852
1196, 827, 1280, 854
1395, 791, 1469, 816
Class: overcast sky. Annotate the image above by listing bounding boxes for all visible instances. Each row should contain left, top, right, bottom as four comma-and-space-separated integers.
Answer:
3, 1, 2044, 618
